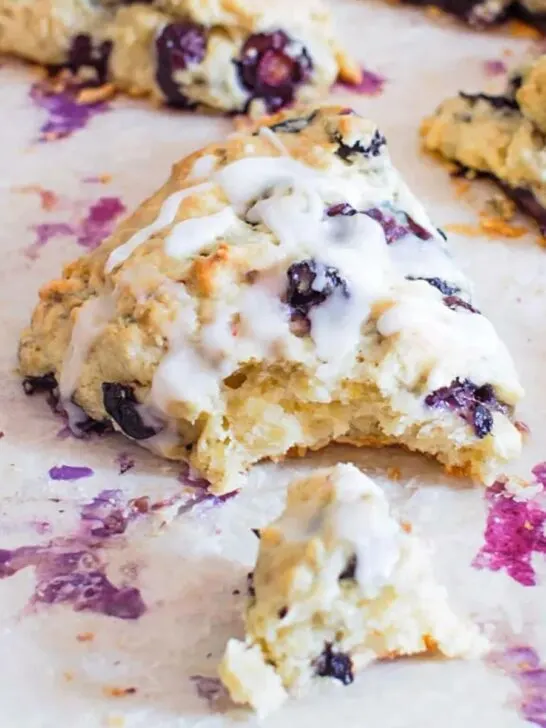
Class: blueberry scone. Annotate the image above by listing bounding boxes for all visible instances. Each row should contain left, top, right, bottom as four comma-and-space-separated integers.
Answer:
422, 56, 546, 233
19, 105, 524, 493
0, 0, 359, 114
403, 0, 546, 31
219, 464, 487, 716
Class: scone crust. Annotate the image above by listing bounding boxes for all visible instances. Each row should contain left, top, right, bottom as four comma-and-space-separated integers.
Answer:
0, 0, 359, 113
20, 105, 523, 492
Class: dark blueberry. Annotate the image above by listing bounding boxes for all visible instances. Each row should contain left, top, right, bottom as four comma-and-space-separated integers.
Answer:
406, 277, 461, 296
367, 206, 433, 243
268, 111, 318, 134
278, 606, 288, 619
22, 373, 58, 395
472, 403, 494, 438
102, 383, 159, 440
425, 377, 508, 438
443, 295, 480, 313
236, 31, 313, 112
75, 415, 114, 436
155, 23, 207, 107
327, 203, 358, 217
334, 129, 386, 163
251, 528, 261, 539
407, 216, 434, 241
339, 554, 357, 581
286, 260, 349, 315
247, 572, 255, 598
459, 92, 519, 112
489, 182, 546, 237
68, 34, 112, 84
314, 644, 354, 685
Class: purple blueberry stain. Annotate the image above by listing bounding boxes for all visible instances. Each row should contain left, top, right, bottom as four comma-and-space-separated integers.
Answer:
155, 22, 206, 107
190, 675, 227, 706
473, 479, 546, 586
443, 295, 480, 313
236, 31, 313, 112
489, 644, 546, 727
337, 67, 386, 96
116, 452, 135, 475
48, 465, 94, 481
0, 490, 147, 620
24, 194, 125, 259
365, 206, 433, 244
75, 197, 126, 250
425, 378, 508, 438
30, 78, 111, 142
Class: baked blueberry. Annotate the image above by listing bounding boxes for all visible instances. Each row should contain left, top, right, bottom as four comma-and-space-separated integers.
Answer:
102, 383, 160, 440
236, 31, 313, 112
155, 23, 207, 107
314, 644, 354, 685
334, 129, 386, 162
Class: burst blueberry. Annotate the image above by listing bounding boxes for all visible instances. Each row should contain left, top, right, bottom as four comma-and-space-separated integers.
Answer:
314, 644, 354, 685
236, 31, 312, 112
286, 259, 349, 316
155, 23, 207, 107
102, 383, 160, 440
425, 377, 508, 438
68, 34, 112, 84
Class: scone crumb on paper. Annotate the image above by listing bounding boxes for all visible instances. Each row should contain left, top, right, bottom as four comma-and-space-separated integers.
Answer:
219, 464, 487, 716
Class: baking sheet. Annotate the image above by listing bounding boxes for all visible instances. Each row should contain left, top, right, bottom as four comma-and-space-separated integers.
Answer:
1, 2, 546, 725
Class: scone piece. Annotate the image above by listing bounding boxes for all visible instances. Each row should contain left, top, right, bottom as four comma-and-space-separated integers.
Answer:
19, 105, 524, 493
0, 0, 359, 114
422, 56, 546, 233
219, 464, 487, 716
402, 0, 546, 31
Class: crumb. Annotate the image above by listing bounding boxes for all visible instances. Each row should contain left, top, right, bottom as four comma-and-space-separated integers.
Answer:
107, 717, 125, 728
482, 195, 516, 221
103, 686, 137, 698
63, 671, 74, 682
387, 466, 401, 481
424, 635, 439, 652
478, 214, 527, 239
452, 179, 471, 198
77, 83, 116, 105
401, 521, 412, 533
425, 4, 445, 18
232, 589, 241, 595
515, 420, 530, 436
506, 19, 541, 38
76, 632, 95, 642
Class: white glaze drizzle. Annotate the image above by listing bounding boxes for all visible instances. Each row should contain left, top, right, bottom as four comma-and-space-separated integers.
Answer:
105, 182, 212, 272
165, 207, 238, 259
59, 295, 116, 425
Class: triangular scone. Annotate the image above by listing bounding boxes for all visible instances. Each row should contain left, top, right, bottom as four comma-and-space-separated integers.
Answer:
19, 105, 523, 493
422, 54, 546, 233
219, 464, 487, 716
0, 0, 359, 115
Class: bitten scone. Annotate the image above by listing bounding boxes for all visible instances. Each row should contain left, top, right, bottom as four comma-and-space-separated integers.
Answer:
0, 0, 359, 114
219, 464, 487, 716
422, 56, 546, 233
402, 0, 546, 31
19, 105, 524, 493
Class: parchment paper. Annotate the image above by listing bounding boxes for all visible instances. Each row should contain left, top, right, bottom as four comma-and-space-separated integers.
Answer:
1, 2, 545, 725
